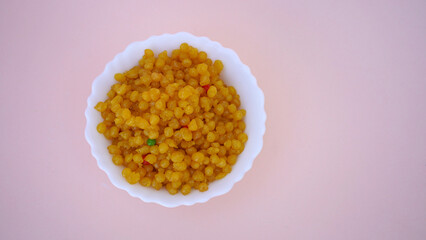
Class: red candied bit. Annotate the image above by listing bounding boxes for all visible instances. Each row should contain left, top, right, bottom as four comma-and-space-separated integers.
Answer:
202, 84, 210, 92
182, 125, 188, 128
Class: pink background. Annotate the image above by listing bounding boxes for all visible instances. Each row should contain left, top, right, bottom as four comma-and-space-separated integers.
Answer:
1, 0, 425, 239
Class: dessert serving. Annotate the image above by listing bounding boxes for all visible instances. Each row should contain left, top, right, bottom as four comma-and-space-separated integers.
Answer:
94, 43, 247, 195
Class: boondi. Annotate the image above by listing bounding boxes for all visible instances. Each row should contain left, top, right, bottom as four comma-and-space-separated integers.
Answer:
95, 43, 247, 195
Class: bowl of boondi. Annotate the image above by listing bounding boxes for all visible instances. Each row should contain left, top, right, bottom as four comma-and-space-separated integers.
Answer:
85, 32, 266, 207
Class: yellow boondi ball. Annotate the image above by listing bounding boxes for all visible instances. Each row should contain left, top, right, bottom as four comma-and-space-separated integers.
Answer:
171, 151, 185, 163
126, 172, 140, 184
192, 152, 204, 162
95, 43, 247, 195
96, 122, 107, 133
188, 119, 198, 131
158, 142, 169, 153
181, 184, 191, 195
112, 155, 123, 165
207, 86, 217, 98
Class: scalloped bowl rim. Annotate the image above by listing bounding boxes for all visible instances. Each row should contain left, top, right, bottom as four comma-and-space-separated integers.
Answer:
85, 32, 266, 207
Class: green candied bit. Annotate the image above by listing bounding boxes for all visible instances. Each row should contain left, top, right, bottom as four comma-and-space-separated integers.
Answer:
147, 138, 156, 146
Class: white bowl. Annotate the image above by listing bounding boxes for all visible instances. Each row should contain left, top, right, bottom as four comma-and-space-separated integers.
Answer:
85, 32, 266, 207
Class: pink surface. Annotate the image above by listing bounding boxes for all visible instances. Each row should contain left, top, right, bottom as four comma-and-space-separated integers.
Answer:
1, 0, 425, 239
